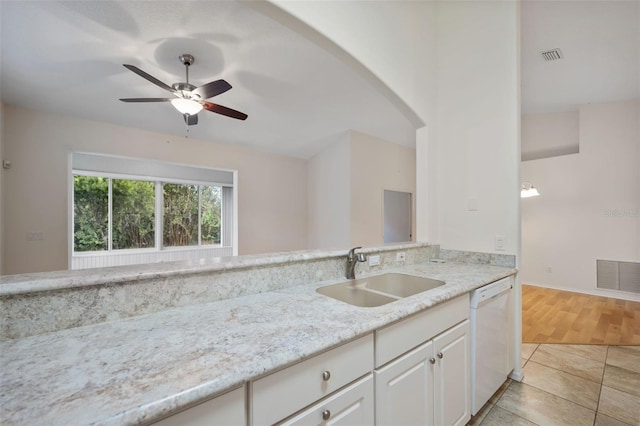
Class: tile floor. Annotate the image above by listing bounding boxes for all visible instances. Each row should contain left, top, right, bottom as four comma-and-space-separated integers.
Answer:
468, 344, 640, 426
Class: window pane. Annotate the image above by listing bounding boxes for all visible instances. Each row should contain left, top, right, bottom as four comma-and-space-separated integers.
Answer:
201, 185, 221, 245
73, 176, 108, 252
163, 183, 198, 247
112, 179, 155, 250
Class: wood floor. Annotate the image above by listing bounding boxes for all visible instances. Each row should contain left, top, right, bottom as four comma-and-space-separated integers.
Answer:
522, 284, 640, 345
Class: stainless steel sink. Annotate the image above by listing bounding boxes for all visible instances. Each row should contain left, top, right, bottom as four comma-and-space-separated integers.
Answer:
316, 280, 398, 307
316, 273, 445, 307
361, 273, 445, 297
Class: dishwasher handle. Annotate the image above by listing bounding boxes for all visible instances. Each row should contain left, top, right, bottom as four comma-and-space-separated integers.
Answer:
470, 278, 512, 308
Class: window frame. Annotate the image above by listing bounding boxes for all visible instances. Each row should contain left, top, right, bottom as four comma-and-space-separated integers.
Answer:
161, 181, 224, 249
68, 154, 238, 268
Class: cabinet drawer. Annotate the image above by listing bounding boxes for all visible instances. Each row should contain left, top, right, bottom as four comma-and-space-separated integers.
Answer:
278, 374, 374, 426
252, 334, 374, 425
153, 386, 245, 426
375, 295, 468, 367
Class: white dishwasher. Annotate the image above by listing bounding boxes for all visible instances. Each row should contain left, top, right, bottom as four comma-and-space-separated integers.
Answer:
469, 277, 514, 415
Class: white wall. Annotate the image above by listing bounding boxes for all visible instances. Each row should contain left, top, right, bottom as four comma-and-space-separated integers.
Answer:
272, 1, 520, 255
307, 130, 416, 250
351, 131, 416, 247
435, 1, 520, 255
307, 132, 351, 249
270, 0, 437, 126
522, 111, 579, 161
1, 105, 308, 274
265, 0, 438, 244
521, 100, 640, 299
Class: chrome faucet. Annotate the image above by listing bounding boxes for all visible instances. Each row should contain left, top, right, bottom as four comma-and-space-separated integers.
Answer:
346, 246, 367, 279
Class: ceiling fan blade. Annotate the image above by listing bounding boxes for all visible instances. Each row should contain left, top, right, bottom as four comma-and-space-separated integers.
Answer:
119, 98, 173, 102
193, 79, 232, 99
203, 101, 248, 120
123, 64, 175, 93
183, 113, 198, 126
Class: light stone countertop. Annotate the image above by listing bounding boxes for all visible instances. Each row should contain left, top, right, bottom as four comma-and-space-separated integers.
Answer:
0, 261, 516, 426
0, 243, 427, 296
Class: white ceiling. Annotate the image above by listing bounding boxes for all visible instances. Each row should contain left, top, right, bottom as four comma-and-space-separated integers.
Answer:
2, 1, 637, 157
521, 0, 639, 115
0, 0, 416, 159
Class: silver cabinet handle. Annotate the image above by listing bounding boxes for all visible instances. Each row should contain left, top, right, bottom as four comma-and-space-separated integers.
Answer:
322, 371, 331, 381
437, 352, 443, 359
322, 410, 331, 420
429, 357, 436, 364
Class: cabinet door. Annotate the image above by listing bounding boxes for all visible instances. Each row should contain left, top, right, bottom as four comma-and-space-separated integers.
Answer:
433, 320, 470, 426
375, 340, 434, 426
278, 375, 374, 426
153, 386, 245, 426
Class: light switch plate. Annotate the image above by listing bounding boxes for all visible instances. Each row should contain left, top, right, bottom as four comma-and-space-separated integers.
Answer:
495, 235, 505, 251
368, 255, 381, 266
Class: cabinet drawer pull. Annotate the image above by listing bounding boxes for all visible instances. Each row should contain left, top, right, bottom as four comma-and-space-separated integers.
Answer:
437, 352, 444, 359
322, 370, 331, 381
429, 357, 436, 364
322, 409, 331, 420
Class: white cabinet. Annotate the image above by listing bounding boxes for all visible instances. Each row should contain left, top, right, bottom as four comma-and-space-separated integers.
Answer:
252, 334, 374, 425
153, 386, 245, 426
375, 341, 434, 425
279, 375, 374, 426
433, 321, 471, 426
374, 295, 470, 426
247, 294, 473, 426
375, 295, 468, 367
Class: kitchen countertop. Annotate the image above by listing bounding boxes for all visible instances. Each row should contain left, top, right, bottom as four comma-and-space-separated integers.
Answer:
0, 261, 516, 426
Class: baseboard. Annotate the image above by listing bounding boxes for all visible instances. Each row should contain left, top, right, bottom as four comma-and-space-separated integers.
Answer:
524, 282, 640, 302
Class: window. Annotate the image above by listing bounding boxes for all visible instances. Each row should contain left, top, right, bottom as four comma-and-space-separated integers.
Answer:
162, 183, 221, 247
71, 153, 234, 264
73, 176, 108, 252
163, 183, 199, 247
112, 179, 155, 250
73, 177, 227, 253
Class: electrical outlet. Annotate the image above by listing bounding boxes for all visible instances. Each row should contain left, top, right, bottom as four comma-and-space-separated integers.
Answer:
26, 232, 44, 241
396, 252, 406, 262
368, 255, 381, 266
495, 235, 505, 251
547, 266, 553, 273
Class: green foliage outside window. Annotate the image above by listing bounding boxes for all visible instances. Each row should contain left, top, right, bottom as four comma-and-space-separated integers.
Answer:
163, 183, 199, 247
162, 184, 221, 247
112, 179, 155, 249
73, 176, 222, 252
74, 176, 108, 252
201, 186, 221, 245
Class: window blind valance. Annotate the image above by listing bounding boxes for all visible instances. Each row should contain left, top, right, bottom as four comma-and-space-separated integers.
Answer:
72, 152, 234, 185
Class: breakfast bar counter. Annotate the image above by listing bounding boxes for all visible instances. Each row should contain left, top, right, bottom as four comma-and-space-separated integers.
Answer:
0, 258, 516, 426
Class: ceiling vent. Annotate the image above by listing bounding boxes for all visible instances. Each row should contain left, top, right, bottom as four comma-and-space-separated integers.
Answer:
541, 48, 563, 61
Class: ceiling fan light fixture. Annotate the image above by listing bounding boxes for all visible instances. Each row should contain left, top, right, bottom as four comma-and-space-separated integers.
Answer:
171, 98, 203, 115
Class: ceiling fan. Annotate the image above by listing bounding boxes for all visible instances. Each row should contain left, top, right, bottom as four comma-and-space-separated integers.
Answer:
119, 54, 247, 126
